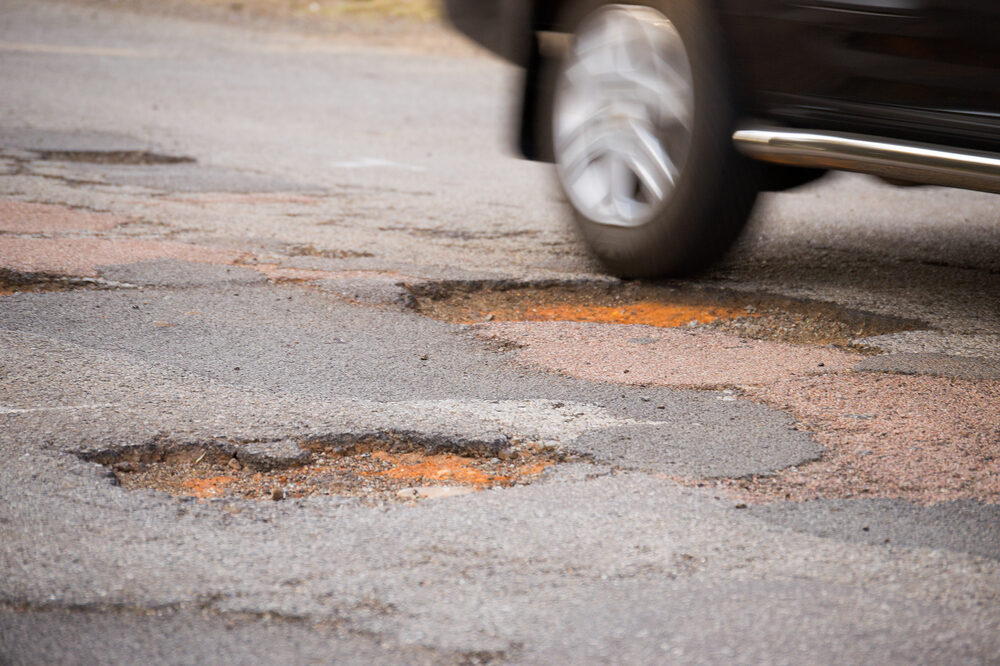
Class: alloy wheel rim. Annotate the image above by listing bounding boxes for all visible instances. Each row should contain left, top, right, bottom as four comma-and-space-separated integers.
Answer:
553, 4, 694, 227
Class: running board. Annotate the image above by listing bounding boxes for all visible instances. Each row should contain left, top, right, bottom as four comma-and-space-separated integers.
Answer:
733, 127, 1000, 194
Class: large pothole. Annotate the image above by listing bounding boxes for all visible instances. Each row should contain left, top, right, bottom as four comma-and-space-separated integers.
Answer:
81, 433, 566, 503
412, 281, 923, 350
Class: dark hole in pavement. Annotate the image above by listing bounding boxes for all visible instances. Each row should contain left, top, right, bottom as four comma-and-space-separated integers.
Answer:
80, 433, 566, 503
284, 243, 374, 260
36, 150, 195, 166
412, 281, 924, 350
0, 268, 112, 294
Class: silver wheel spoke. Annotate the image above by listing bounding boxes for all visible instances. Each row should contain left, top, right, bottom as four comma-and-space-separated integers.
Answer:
558, 124, 614, 185
628, 120, 678, 196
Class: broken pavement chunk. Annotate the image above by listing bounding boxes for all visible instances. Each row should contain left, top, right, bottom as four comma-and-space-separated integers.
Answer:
234, 439, 313, 471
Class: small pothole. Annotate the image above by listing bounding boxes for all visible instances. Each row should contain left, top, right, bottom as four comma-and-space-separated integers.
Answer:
36, 150, 195, 166
284, 243, 374, 260
412, 281, 923, 350
81, 433, 566, 503
0, 269, 117, 295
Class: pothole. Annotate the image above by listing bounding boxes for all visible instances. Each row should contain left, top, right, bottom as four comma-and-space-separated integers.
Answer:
412, 282, 923, 349
80, 433, 566, 503
284, 243, 374, 260
36, 150, 195, 166
0, 269, 119, 295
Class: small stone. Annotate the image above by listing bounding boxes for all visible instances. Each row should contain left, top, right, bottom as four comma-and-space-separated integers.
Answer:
489, 457, 500, 464
497, 447, 517, 461
228, 458, 242, 470
419, 354, 429, 361
734, 503, 748, 509
271, 487, 285, 501
483, 313, 495, 321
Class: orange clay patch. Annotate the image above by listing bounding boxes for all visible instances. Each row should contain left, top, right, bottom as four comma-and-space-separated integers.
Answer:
364, 452, 515, 486
181, 475, 236, 499
113, 448, 557, 502
523, 302, 753, 328
415, 285, 918, 348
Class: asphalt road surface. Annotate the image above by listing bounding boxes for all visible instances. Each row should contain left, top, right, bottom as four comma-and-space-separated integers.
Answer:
1, 1, 999, 663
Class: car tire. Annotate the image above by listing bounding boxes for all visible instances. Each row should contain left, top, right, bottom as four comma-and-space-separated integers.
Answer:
550, 0, 759, 277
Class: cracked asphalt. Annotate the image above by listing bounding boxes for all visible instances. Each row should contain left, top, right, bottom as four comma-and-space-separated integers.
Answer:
1, 0, 998, 663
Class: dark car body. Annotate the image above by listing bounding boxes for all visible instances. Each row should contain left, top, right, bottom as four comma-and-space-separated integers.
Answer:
444, 0, 1000, 276
447, 0, 1000, 157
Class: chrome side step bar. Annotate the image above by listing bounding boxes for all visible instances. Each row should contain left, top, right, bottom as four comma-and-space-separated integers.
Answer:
733, 126, 1000, 194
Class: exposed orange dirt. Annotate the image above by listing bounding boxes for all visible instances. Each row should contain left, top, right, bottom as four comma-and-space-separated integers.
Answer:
181, 475, 237, 499
114, 448, 555, 502
416, 284, 917, 348
524, 302, 753, 328
363, 452, 522, 486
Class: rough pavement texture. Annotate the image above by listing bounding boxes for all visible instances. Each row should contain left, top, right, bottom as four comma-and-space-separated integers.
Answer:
855, 352, 1000, 380
735, 374, 1000, 503
749, 498, 1000, 561
0, 199, 124, 232
0, 288, 817, 476
475, 320, 862, 387
0, 236, 243, 276
1, 0, 999, 662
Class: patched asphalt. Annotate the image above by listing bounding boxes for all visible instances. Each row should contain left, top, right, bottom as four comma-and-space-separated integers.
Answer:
0, 282, 817, 475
